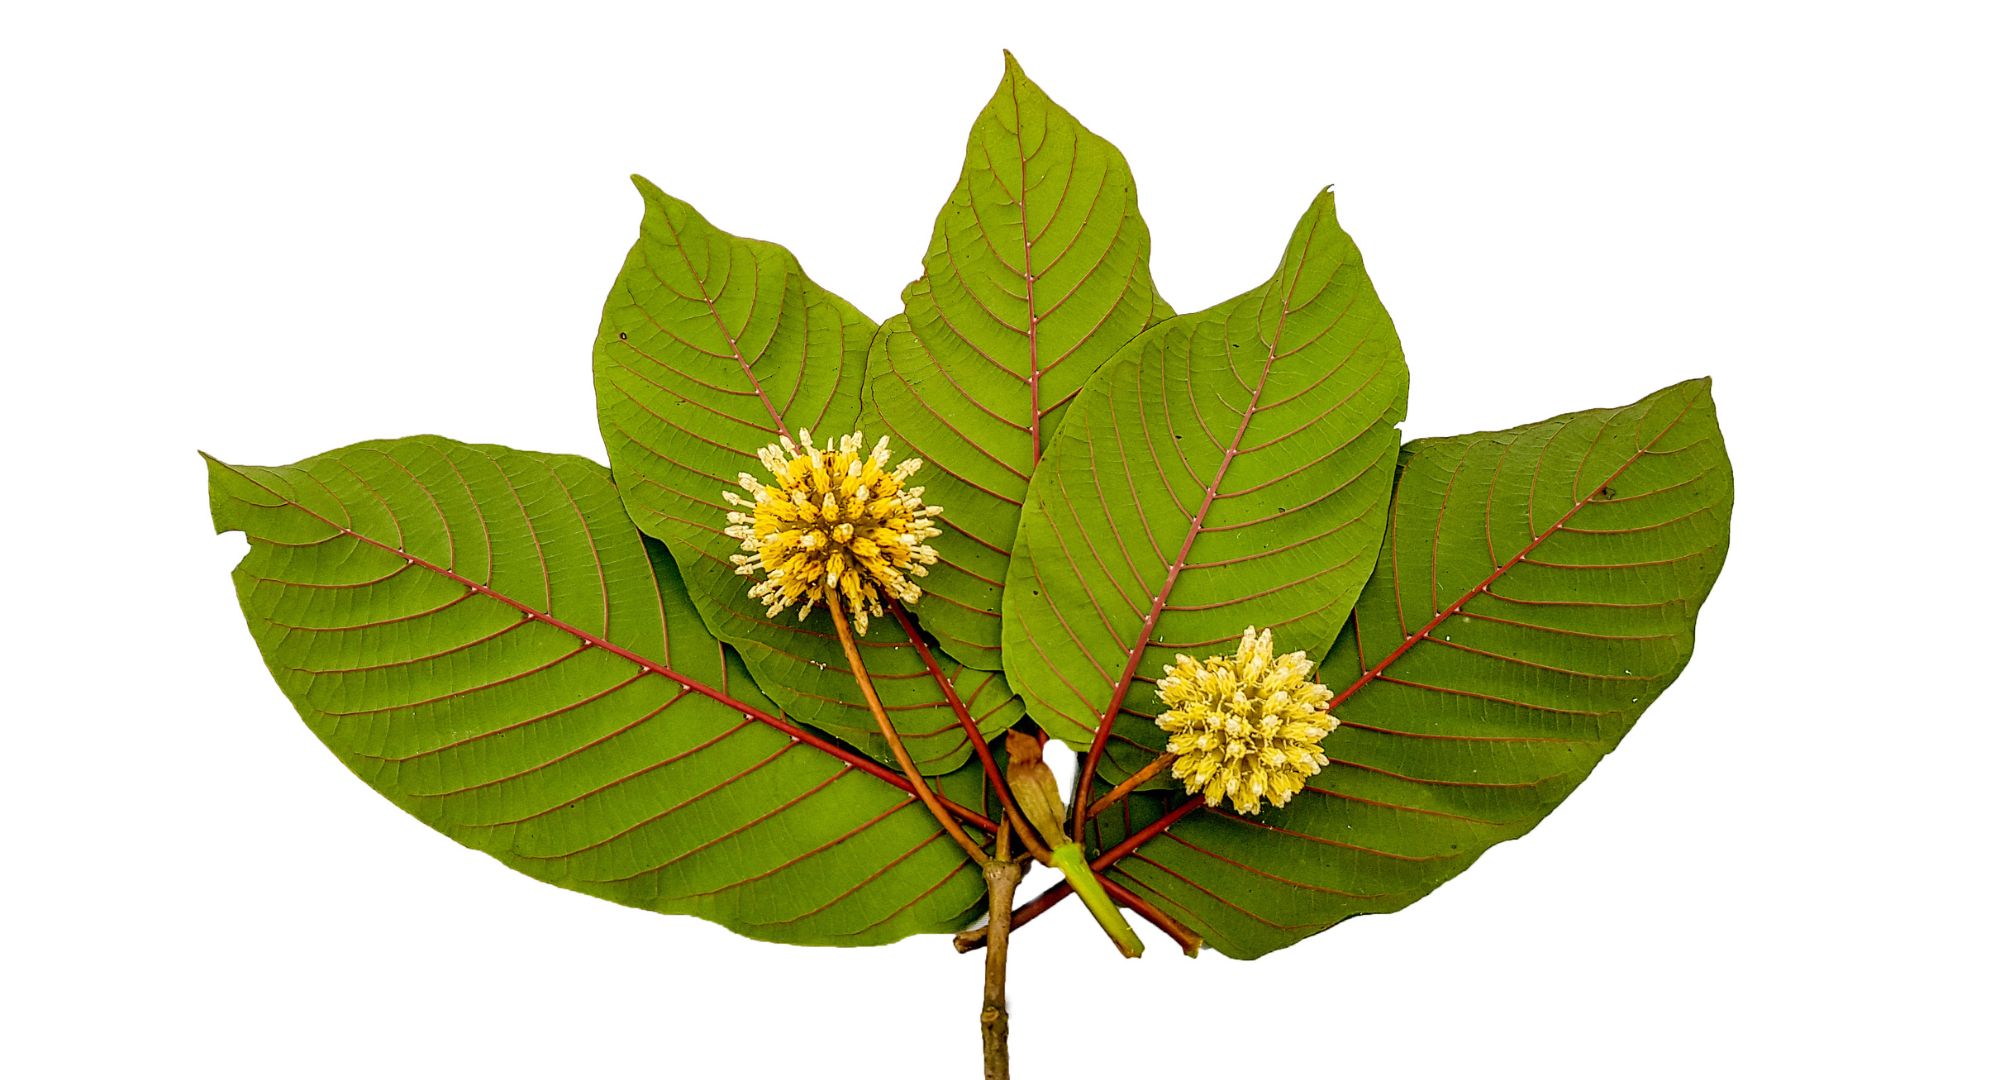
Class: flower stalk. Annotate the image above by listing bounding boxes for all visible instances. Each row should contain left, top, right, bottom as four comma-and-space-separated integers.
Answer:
822, 589, 989, 866
1084, 751, 1179, 819
727, 428, 1238, 1075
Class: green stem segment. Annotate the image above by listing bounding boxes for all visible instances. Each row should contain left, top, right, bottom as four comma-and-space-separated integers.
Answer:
996, 729, 1145, 958
1048, 841, 1144, 959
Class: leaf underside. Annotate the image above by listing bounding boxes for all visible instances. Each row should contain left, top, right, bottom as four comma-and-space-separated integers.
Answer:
869, 53, 1172, 672
1002, 189, 1409, 783
593, 180, 1020, 774
208, 437, 995, 946
203, 51, 1738, 964
1089, 380, 1733, 959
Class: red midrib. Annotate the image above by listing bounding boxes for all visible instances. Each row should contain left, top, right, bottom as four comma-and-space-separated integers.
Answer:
887, 598, 1033, 841
1062, 393, 1702, 904
228, 463, 997, 834
1009, 70, 1044, 464
1329, 394, 1696, 712
653, 208, 1004, 797
658, 208, 788, 437
1069, 295, 1297, 837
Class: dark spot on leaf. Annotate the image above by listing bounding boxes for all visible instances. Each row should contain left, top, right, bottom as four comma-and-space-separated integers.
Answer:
617, 331, 628, 340
1598, 485, 1616, 498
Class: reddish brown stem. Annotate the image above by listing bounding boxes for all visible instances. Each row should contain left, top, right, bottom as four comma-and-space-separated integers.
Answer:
1102, 879, 1201, 956
888, 600, 1050, 864
952, 873, 1197, 957
962, 796, 1206, 949
1084, 752, 1177, 820
1070, 717, 1120, 842
826, 591, 991, 866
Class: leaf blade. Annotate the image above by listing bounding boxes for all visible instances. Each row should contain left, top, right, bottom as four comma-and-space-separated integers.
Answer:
1002, 190, 1409, 785
208, 437, 994, 946
1089, 379, 1733, 958
594, 181, 1020, 773
870, 53, 1173, 669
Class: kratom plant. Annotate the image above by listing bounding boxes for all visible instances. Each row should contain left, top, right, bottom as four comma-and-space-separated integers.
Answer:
205, 53, 1733, 1078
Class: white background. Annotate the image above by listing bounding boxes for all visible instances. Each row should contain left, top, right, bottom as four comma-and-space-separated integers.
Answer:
5, 2, 1995, 1076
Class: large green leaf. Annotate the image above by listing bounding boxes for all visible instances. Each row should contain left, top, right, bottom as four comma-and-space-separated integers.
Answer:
1002, 190, 1408, 783
207, 436, 1001, 946
1088, 379, 1733, 958
868, 53, 1172, 671
593, 180, 1020, 773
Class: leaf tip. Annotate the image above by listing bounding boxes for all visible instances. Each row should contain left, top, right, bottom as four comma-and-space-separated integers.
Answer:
1674, 375, 1717, 407
200, 451, 248, 536
1690, 376, 1721, 416
1285, 185, 1346, 239
198, 450, 244, 488
998, 49, 1039, 95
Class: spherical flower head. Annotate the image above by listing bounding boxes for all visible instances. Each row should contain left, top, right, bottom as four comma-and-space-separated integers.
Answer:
1154, 627, 1338, 815
723, 429, 943, 635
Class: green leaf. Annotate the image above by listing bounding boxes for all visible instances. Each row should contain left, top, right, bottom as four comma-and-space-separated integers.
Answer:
206, 436, 999, 946
1002, 190, 1408, 781
868, 53, 1172, 671
593, 180, 1020, 773
1089, 379, 1733, 958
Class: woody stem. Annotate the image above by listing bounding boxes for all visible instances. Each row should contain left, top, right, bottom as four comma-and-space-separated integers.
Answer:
955, 797, 1208, 955
980, 823, 1019, 1080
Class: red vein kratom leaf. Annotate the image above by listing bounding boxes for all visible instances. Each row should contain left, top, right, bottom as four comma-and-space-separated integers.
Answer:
868, 53, 1173, 672
593, 181, 1020, 773
1087, 380, 1733, 958
207, 436, 1000, 946
1002, 190, 1408, 787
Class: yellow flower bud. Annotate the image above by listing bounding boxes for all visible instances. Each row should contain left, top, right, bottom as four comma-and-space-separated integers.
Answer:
723, 430, 942, 634
1154, 627, 1338, 815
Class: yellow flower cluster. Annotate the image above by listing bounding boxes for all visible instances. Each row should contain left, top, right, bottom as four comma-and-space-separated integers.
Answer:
1155, 627, 1338, 815
724, 430, 942, 635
